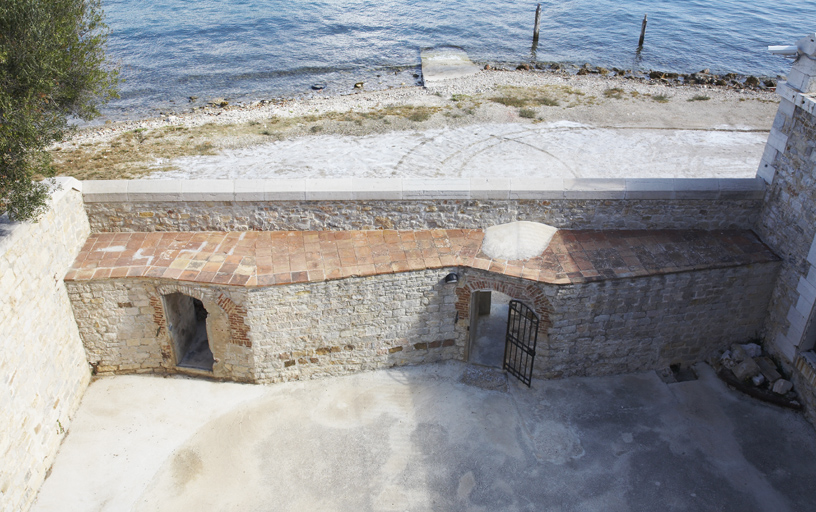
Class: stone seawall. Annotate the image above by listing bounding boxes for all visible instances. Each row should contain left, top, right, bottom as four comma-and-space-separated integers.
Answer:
81, 178, 765, 233
0, 179, 91, 512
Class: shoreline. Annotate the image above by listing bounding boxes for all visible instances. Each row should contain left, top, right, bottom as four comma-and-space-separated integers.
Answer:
54, 69, 779, 181
68, 67, 778, 143
96, 58, 783, 126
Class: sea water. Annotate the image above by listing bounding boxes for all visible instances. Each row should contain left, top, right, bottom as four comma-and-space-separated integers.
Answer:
103, 0, 815, 119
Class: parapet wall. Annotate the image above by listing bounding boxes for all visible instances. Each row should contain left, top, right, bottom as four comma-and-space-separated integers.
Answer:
81, 178, 765, 232
0, 179, 91, 512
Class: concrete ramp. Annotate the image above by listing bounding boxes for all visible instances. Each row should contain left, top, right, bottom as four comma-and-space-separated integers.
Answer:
421, 47, 481, 84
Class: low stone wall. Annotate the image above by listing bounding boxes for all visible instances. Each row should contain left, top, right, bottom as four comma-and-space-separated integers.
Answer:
0, 179, 91, 512
81, 178, 765, 233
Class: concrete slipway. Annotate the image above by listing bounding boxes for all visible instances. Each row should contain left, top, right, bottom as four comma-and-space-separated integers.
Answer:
32, 362, 816, 512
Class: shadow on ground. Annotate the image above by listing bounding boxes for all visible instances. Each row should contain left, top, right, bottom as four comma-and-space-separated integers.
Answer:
33, 362, 816, 512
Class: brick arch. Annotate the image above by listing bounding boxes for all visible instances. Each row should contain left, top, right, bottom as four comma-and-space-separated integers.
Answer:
151, 283, 251, 377
455, 273, 553, 342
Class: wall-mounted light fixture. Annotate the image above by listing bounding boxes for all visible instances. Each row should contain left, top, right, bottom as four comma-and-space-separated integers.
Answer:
444, 272, 459, 284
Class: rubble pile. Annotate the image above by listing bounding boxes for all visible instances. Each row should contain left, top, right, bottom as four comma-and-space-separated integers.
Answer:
714, 342, 801, 409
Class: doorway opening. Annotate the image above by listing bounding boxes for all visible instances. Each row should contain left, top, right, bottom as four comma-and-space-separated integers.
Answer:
163, 293, 214, 371
468, 290, 511, 368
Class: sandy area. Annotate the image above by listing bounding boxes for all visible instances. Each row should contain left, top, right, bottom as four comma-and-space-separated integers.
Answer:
54, 69, 779, 180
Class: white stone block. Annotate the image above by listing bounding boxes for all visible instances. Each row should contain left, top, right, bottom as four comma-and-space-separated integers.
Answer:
352, 178, 403, 200
718, 178, 765, 199
624, 179, 675, 199
801, 95, 816, 116
778, 98, 796, 117
263, 179, 306, 201
786, 307, 808, 339
233, 180, 267, 201
807, 266, 816, 288
786, 68, 810, 93
777, 82, 799, 103
127, 180, 183, 202
402, 179, 470, 199
766, 130, 789, 154
773, 333, 797, 363
795, 292, 816, 318
470, 178, 510, 199
304, 179, 353, 200
808, 237, 816, 267
180, 180, 235, 201
673, 178, 720, 199
772, 110, 789, 130
82, 180, 129, 202
509, 178, 564, 199
563, 179, 625, 200
756, 163, 776, 184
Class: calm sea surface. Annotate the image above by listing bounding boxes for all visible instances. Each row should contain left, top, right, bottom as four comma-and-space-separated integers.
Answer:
102, 0, 815, 119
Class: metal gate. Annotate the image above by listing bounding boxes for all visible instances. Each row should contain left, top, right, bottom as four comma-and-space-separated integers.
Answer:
503, 300, 539, 387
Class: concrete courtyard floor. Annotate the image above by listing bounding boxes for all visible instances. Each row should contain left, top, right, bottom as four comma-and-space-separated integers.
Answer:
32, 361, 816, 512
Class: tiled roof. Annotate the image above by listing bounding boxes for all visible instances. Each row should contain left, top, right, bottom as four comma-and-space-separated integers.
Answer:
66, 229, 779, 287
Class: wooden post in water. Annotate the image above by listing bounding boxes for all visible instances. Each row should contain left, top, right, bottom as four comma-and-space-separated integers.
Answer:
533, 4, 541, 44
638, 14, 647, 48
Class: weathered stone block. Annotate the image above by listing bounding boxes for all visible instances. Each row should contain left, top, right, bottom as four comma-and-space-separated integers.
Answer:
733, 358, 761, 381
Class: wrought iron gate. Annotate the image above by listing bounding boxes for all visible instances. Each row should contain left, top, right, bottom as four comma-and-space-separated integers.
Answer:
503, 300, 539, 387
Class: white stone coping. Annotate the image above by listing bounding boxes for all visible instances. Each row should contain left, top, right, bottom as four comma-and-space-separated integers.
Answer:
80, 178, 766, 203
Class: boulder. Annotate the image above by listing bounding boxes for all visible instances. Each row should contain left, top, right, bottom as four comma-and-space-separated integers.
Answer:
732, 358, 760, 381
741, 343, 762, 358
773, 379, 793, 395
730, 344, 749, 362
745, 76, 760, 87
755, 357, 781, 382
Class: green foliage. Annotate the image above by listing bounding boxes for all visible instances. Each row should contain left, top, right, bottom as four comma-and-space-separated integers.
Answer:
0, 0, 118, 220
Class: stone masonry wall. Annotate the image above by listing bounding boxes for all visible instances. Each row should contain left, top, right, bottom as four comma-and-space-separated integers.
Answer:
84, 198, 761, 233
538, 264, 780, 379
246, 268, 462, 383
754, 41, 816, 425
66, 280, 255, 382
757, 104, 816, 363
0, 180, 91, 512
67, 269, 462, 384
